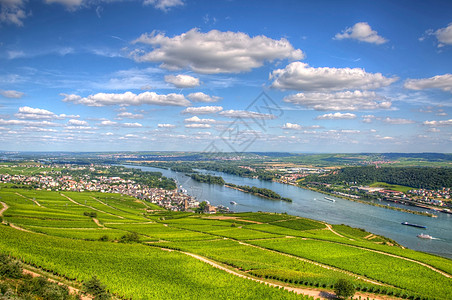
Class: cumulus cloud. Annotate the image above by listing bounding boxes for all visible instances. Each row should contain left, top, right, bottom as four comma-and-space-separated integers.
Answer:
143, 0, 184, 11
15, 107, 55, 120
0, 0, 27, 26
270, 62, 397, 91
164, 74, 200, 88
131, 28, 303, 74
182, 106, 223, 114
123, 122, 143, 127
282, 122, 302, 130
283, 90, 391, 111
14, 106, 79, 120
61, 91, 190, 107
433, 23, 452, 47
184, 116, 216, 123
404, 74, 452, 93
383, 117, 414, 125
423, 119, 452, 126
158, 123, 176, 128
334, 22, 388, 44
187, 92, 221, 103
316, 112, 356, 120
0, 89, 24, 98
99, 120, 117, 126
0, 119, 59, 127
117, 112, 144, 119
185, 123, 211, 128
219, 110, 276, 119
67, 119, 88, 126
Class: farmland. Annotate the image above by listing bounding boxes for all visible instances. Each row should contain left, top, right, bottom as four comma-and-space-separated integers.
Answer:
0, 186, 451, 299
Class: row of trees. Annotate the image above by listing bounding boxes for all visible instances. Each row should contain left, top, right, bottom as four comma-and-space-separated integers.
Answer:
227, 183, 292, 202
190, 174, 225, 185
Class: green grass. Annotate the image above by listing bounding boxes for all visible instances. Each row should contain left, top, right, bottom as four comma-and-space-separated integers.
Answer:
0, 226, 307, 300
369, 182, 413, 193
1, 186, 451, 300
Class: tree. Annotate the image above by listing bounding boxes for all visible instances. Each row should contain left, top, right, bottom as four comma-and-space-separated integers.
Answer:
83, 276, 110, 300
334, 278, 355, 299
0, 254, 23, 279
195, 201, 207, 214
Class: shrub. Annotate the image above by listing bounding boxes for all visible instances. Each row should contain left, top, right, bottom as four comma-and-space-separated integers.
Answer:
334, 279, 355, 299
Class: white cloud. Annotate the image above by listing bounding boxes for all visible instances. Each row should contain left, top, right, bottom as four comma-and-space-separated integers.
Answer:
61, 91, 190, 107
434, 23, 452, 47
132, 28, 303, 74
187, 92, 221, 103
143, 0, 184, 11
15, 107, 55, 120
376, 135, 394, 141
334, 22, 388, 44
283, 90, 391, 111
0, 0, 27, 26
219, 110, 277, 119
404, 74, 452, 93
270, 62, 397, 91
67, 119, 88, 126
185, 123, 211, 128
0, 119, 59, 127
423, 119, 452, 126
158, 123, 176, 128
164, 74, 200, 88
182, 106, 223, 114
282, 122, 302, 130
0, 89, 24, 98
14, 106, 79, 120
117, 112, 144, 119
99, 120, 117, 126
45, 0, 83, 8
362, 114, 376, 123
383, 117, 414, 125
316, 112, 356, 120
184, 116, 216, 123
123, 122, 143, 127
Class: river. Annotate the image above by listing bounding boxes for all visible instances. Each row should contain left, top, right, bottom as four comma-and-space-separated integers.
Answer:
126, 164, 452, 259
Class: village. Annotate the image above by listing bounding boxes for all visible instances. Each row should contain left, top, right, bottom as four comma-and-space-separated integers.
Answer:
0, 167, 212, 213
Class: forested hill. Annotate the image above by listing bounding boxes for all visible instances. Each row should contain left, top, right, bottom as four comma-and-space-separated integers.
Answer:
305, 167, 452, 190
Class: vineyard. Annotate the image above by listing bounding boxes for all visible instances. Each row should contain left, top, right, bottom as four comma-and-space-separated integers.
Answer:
0, 186, 451, 299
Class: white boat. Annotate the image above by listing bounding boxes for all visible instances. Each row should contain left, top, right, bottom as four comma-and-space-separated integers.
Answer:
417, 233, 433, 239
324, 197, 336, 202
230, 201, 237, 205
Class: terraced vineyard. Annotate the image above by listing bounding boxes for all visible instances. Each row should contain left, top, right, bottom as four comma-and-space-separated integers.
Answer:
0, 186, 451, 299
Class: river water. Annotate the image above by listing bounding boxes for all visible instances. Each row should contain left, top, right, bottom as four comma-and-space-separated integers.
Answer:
126, 165, 452, 259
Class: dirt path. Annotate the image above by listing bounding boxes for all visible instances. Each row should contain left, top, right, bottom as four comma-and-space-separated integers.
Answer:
237, 241, 387, 287
345, 243, 451, 278
183, 251, 331, 299
89, 196, 125, 219
300, 233, 451, 279
22, 268, 91, 300
15, 192, 44, 207
0, 201, 8, 217
181, 251, 396, 300
92, 218, 105, 228
60, 193, 122, 219
325, 223, 352, 239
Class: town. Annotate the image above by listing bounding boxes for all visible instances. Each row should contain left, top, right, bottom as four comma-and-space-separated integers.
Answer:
0, 164, 219, 213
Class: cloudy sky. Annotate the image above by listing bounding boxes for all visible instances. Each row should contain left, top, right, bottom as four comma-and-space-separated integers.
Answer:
1, 0, 451, 152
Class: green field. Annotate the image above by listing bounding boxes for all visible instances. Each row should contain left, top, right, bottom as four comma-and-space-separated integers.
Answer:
369, 182, 413, 193
1, 186, 451, 299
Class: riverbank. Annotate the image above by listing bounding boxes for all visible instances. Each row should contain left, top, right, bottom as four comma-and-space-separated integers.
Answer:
295, 183, 437, 218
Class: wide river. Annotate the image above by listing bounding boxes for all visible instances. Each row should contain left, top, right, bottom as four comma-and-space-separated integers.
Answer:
127, 165, 452, 259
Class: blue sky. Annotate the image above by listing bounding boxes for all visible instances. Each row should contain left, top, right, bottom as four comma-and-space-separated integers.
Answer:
1, 0, 451, 153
